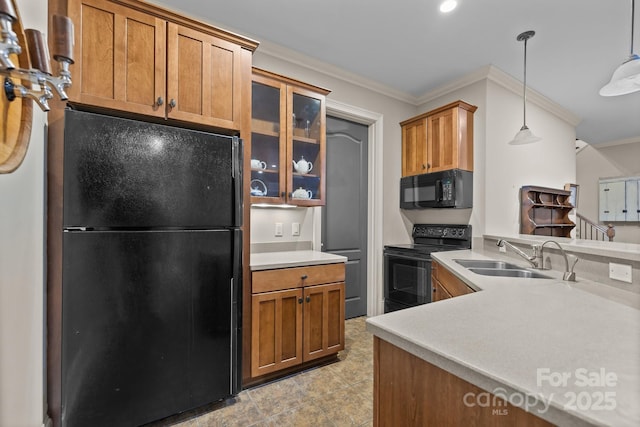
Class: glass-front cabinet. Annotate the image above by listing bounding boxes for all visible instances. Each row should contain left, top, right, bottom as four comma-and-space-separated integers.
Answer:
250, 68, 330, 206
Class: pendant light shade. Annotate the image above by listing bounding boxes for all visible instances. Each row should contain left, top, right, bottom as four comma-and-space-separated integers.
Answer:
509, 30, 541, 145
600, 0, 640, 96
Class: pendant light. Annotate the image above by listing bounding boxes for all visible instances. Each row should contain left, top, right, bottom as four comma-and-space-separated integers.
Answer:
509, 30, 541, 145
600, 0, 640, 96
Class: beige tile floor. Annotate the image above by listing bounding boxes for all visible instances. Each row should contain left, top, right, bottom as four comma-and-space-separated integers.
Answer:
164, 316, 373, 427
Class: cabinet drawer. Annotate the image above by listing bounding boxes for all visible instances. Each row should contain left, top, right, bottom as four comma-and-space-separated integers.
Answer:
252, 263, 345, 294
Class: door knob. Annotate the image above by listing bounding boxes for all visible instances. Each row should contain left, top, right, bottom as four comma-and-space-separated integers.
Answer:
305, 296, 311, 303
169, 99, 176, 108
156, 96, 163, 106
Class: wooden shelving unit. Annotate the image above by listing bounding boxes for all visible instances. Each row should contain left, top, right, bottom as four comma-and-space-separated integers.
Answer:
520, 186, 576, 238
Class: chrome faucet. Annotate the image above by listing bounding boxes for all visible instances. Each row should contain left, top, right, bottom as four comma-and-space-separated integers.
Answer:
536, 240, 579, 282
496, 239, 539, 268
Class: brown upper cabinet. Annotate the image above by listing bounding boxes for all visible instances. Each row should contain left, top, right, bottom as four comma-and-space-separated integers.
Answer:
65, 0, 257, 130
250, 68, 330, 206
400, 100, 477, 177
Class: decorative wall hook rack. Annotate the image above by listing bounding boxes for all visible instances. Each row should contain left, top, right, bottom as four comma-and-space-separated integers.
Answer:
0, 0, 74, 112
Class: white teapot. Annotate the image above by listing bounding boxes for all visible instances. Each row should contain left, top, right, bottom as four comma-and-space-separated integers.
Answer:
292, 156, 313, 174
292, 187, 313, 200
251, 159, 267, 170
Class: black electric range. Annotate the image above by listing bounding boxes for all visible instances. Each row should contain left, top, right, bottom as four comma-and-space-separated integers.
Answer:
383, 224, 472, 313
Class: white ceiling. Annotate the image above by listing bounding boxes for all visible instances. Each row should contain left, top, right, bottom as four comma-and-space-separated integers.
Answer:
155, 0, 640, 146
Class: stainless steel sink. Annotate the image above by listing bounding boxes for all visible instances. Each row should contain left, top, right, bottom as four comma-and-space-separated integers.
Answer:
454, 259, 553, 279
467, 268, 552, 279
454, 259, 523, 269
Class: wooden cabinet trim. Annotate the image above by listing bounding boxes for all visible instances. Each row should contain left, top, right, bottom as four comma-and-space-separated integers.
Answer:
109, 0, 259, 51
253, 67, 330, 96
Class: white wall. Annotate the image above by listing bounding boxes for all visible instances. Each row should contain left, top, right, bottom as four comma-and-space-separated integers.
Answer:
576, 141, 640, 244
250, 207, 315, 244
484, 80, 576, 236
0, 1, 47, 425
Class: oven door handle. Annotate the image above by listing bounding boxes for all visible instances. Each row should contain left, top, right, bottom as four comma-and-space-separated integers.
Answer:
384, 253, 431, 263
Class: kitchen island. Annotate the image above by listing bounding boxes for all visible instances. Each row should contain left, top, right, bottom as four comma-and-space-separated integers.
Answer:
367, 248, 640, 426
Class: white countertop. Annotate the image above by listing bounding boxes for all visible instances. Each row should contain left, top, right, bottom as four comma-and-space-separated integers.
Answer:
250, 250, 347, 271
366, 249, 640, 427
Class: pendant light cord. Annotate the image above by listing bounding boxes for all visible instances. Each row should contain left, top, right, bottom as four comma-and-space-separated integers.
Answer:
523, 36, 528, 129
631, 0, 635, 57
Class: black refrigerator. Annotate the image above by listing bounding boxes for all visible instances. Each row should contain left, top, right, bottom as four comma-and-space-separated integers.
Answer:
60, 109, 242, 426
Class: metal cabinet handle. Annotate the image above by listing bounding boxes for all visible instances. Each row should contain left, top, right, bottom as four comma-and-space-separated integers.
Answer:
301, 274, 308, 280
422, 164, 426, 169
305, 296, 310, 303
169, 99, 176, 108
298, 298, 303, 304
156, 96, 163, 106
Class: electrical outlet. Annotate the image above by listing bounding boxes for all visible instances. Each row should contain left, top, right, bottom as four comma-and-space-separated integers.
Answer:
609, 263, 632, 283
275, 222, 283, 237
292, 222, 300, 236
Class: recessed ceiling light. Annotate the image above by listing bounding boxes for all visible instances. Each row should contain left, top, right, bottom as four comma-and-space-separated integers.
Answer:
440, 0, 457, 13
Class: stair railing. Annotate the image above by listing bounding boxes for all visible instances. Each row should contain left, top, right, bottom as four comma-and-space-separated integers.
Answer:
576, 213, 615, 241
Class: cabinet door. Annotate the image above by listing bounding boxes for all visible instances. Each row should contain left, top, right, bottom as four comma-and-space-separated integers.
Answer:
432, 276, 452, 302
250, 74, 287, 203
303, 283, 345, 362
427, 108, 458, 172
287, 85, 327, 206
166, 23, 243, 130
401, 118, 428, 177
68, 0, 166, 116
625, 180, 639, 222
599, 181, 626, 222
251, 289, 303, 377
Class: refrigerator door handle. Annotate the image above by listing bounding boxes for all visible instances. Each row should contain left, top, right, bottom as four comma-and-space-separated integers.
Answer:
232, 137, 243, 227
230, 276, 235, 395
231, 228, 242, 394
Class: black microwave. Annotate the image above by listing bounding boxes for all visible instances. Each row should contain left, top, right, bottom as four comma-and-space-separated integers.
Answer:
400, 169, 473, 209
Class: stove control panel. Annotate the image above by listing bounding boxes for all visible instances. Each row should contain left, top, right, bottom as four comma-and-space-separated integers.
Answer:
412, 224, 471, 241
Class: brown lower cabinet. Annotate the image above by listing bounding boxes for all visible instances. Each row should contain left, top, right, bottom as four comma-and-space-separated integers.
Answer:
251, 263, 345, 378
373, 338, 553, 427
432, 260, 475, 301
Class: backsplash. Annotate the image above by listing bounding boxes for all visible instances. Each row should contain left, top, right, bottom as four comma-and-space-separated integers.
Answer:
250, 206, 316, 244
482, 237, 640, 294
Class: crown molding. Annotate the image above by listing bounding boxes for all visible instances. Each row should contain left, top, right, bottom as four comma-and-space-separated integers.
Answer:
256, 41, 581, 126
596, 135, 640, 148
255, 40, 419, 105
417, 65, 581, 127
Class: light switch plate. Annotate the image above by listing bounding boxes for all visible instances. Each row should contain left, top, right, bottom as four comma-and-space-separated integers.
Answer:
609, 262, 632, 283
292, 222, 300, 236
275, 222, 283, 237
